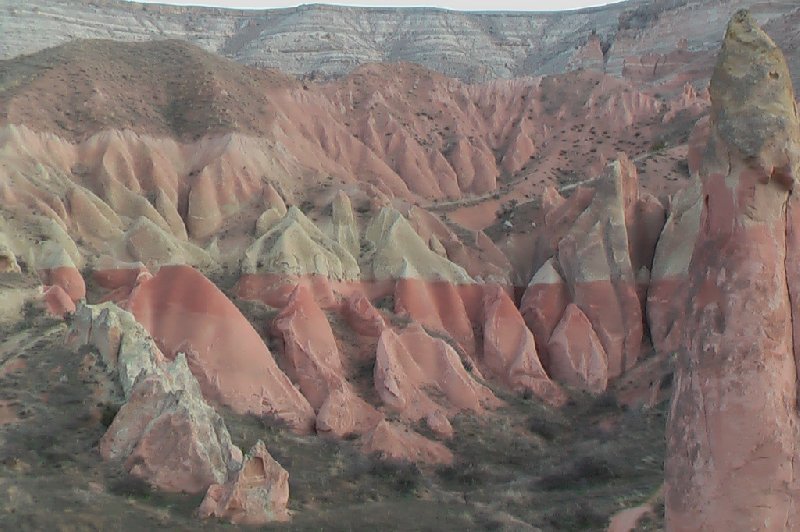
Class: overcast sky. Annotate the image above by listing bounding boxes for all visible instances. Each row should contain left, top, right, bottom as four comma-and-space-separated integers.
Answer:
130, 0, 625, 11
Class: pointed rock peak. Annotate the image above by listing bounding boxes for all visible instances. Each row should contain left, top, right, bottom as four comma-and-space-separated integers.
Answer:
710, 9, 800, 187
332, 190, 355, 223
601, 152, 639, 208
542, 185, 565, 215
529, 258, 564, 286
263, 184, 287, 216
283, 282, 313, 310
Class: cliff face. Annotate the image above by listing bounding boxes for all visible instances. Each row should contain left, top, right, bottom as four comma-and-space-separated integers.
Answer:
2, 0, 798, 85
665, 10, 800, 530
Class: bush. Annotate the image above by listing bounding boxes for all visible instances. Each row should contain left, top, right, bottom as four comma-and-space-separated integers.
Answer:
537, 456, 620, 491
545, 501, 607, 530
364, 455, 423, 495
436, 460, 491, 487
528, 417, 562, 441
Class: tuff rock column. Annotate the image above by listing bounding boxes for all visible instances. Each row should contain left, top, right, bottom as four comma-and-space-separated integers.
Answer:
665, 11, 800, 530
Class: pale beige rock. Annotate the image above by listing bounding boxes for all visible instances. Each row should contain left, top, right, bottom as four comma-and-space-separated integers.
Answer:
364, 207, 471, 283
329, 190, 360, 260
243, 206, 359, 280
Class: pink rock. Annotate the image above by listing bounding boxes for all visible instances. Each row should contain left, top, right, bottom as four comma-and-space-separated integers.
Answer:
556, 155, 644, 378
394, 277, 475, 356
646, 183, 702, 354
316, 388, 383, 438
43, 285, 76, 317
199, 440, 290, 525
125, 265, 315, 432
374, 325, 500, 438
481, 285, 566, 406
342, 292, 387, 337
666, 12, 800, 530
520, 258, 569, 367
272, 285, 346, 410
361, 420, 453, 465
39, 266, 85, 302
546, 304, 608, 394
100, 354, 242, 494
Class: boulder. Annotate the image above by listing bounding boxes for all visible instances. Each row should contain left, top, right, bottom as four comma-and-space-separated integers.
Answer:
199, 440, 290, 524
68, 303, 242, 494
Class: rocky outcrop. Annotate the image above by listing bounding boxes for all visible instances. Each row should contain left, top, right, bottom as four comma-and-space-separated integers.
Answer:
374, 325, 500, 439
199, 440, 290, 525
521, 155, 664, 390
646, 181, 702, 355
36, 241, 85, 303
665, 11, 800, 530
272, 284, 383, 437
361, 420, 453, 465
243, 207, 359, 281
546, 304, 608, 394
481, 285, 566, 406
125, 265, 316, 432
364, 207, 471, 283
67, 303, 242, 494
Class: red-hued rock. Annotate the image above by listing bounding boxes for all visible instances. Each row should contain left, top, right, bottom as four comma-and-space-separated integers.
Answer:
315, 388, 383, 438
43, 285, 75, 317
125, 265, 315, 432
374, 325, 499, 438
92, 258, 148, 289
106, 357, 242, 493
546, 304, 608, 394
69, 303, 243, 495
236, 273, 341, 309
481, 285, 566, 406
273, 285, 346, 410
38, 266, 85, 302
342, 292, 387, 337
556, 155, 644, 378
519, 258, 569, 367
393, 277, 475, 356
361, 420, 453, 465
271, 284, 384, 437
199, 440, 290, 525
666, 12, 800, 530
647, 182, 702, 354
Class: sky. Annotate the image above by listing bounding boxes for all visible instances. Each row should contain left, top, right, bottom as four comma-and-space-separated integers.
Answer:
129, 0, 625, 11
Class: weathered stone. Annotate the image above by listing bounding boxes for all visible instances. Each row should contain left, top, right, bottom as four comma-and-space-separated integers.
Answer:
199, 440, 290, 524
665, 11, 800, 530
546, 304, 608, 394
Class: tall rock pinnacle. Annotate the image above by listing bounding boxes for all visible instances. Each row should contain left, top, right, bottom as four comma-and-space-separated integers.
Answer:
665, 10, 800, 530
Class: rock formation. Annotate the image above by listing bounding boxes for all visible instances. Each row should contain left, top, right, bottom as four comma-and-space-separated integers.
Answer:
124, 265, 316, 432
199, 440, 291, 525
4, 0, 798, 86
67, 303, 243, 494
520, 154, 665, 391
665, 11, 800, 530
